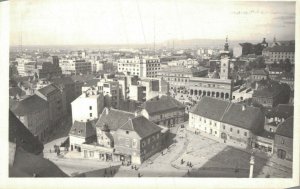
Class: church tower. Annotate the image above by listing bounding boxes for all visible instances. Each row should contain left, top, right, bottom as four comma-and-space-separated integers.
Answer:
220, 36, 230, 80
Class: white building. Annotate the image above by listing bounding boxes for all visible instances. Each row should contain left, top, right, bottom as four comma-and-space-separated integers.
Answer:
71, 87, 104, 123
59, 59, 92, 75
117, 56, 160, 78
16, 58, 31, 76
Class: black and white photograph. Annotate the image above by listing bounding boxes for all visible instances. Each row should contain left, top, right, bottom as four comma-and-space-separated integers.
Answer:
1, 0, 299, 188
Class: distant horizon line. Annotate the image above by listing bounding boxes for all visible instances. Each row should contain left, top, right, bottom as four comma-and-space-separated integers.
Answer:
9, 38, 295, 48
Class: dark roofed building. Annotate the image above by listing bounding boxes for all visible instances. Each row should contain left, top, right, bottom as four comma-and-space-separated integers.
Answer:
9, 111, 67, 177
115, 115, 163, 164
140, 95, 185, 127
262, 44, 295, 64
35, 83, 65, 126
96, 108, 135, 131
188, 97, 265, 149
10, 95, 50, 141
119, 116, 162, 139
69, 120, 97, 152
190, 96, 229, 121
274, 117, 293, 162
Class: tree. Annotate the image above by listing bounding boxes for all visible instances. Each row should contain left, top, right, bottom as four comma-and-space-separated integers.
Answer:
284, 58, 292, 73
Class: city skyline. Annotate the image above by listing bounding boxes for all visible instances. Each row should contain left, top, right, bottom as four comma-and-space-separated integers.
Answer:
10, 0, 295, 46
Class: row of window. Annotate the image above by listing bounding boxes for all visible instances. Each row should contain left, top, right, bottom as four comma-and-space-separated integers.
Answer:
223, 125, 247, 136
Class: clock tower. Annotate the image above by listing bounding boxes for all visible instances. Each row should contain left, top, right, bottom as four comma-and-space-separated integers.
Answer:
220, 36, 230, 80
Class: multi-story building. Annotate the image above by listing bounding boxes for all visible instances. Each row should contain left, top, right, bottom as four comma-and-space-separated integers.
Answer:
60, 59, 92, 75
71, 87, 104, 123
35, 84, 64, 127
274, 117, 293, 162
98, 80, 120, 109
16, 58, 32, 76
262, 44, 295, 64
74, 108, 165, 165
277, 72, 294, 91
11, 94, 50, 141
117, 56, 160, 78
188, 97, 265, 149
158, 66, 208, 89
114, 116, 162, 164
140, 95, 185, 127
265, 104, 293, 133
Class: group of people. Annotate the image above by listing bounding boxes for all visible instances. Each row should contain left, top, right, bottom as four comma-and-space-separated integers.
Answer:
181, 159, 193, 168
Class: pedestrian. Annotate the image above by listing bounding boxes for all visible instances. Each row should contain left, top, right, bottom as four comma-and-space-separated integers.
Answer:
138, 173, 141, 177
187, 161, 189, 167
190, 162, 192, 168
110, 170, 113, 176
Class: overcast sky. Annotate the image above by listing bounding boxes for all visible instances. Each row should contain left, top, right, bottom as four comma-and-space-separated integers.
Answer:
10, 0, 295, 46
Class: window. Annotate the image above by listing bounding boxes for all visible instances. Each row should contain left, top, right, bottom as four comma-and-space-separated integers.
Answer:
89, 151, 94, 157
281, 139, 285, 144
126, 131, 129, 134
204, 119, 206, 123
244, 132, 247, 136
214, 123, 216, 126
89, 106, 92, 110
90, 113, 93, 117
230, 128, 233, 132
237, 130, 240, 134
209, 121, 212, 125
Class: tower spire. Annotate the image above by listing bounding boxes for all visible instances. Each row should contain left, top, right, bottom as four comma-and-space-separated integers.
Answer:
224, 36, 229, 51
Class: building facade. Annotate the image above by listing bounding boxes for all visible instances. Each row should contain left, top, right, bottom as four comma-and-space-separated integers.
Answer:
71, 87, 104, 123
188, 97, 265, 149
157, 66, 208, 89
117, 56, 160, 78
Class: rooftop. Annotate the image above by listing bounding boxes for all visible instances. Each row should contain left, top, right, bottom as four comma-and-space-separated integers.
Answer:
69, 120, 97, 138
11, 95, 48, 116
191, 97, 264, 132
119, 116, 162, 139
37, 84, 60, 97
141, 95, 185, 115
96, 108, 135, 131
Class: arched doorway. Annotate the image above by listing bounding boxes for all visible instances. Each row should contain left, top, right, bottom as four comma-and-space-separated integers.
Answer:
195, 90, 198, 95
221, 92, 224, 99
199, 90, 202, 96
207, 91, 211, 96
190, 89, 193, 95
216, 92, 219, 98
203, 91, 206, 96
212, 91, 215, 97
